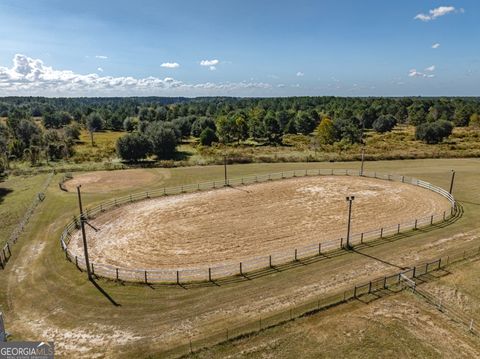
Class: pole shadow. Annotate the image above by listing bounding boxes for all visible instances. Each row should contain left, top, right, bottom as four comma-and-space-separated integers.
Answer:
90, 279, 121, 306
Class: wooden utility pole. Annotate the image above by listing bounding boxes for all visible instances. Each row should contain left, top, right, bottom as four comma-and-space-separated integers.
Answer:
77, 185, 93, 281
224, 155, 228, 186
449, 170, 456, 194
360, 147, 365, 176
345, 196, 355, 249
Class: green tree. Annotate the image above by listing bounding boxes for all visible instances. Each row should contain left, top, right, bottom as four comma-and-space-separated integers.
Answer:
470, 113, 480, 128
116, 133, 151, 161
315, 117, 335, 145
372, 115, 396, 133
415, 120, 453, 144
147, 122, 178, 159
123, 117, 137, 132
453, 106, 470, 127
199, 127, 218, 146
295, 112, 317, 135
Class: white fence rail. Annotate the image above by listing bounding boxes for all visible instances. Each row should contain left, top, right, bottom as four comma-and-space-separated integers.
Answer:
60, 168, 456, 283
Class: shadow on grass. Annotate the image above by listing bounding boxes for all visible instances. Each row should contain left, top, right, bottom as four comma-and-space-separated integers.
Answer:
90, 278, 121, 307
0, 187, 13, 204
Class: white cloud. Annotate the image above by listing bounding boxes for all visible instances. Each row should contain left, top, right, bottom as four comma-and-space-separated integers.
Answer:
160, 62, 180, 69
200, 59, 219, 67
209, 66, 216, 71
414, 6, 458, 22
95, 55, 108, 59
408, 68, 435, 78
296, 71, 304, 77
97, 67, 104, 72
0, 54, 272, 96
432, 43, 440, 49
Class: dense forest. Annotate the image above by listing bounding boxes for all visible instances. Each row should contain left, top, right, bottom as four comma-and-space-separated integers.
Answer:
0, 96, 479, 173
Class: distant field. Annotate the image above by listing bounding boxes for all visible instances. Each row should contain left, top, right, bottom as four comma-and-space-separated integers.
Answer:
69, 125, 480, 167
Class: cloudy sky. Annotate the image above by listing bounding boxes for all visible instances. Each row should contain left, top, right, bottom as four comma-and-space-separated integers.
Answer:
0, 0, 478, 97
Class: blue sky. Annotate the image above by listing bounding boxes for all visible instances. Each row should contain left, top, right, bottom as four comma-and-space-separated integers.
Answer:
0, 0, 478, 97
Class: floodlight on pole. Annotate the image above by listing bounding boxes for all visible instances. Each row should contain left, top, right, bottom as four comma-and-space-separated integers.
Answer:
345, 196, 355, 249
77, 185, 93, 281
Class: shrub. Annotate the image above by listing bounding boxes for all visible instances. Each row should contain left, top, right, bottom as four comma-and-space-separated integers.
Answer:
147, 122, 178, 159
372, 115, 396, 133
415, 120, 453, 144
199, 127, 218, 146
116, 133, 151, 161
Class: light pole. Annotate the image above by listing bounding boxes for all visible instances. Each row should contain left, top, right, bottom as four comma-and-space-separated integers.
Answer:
345, 196, 355, 249
449, 170, 456, 194
77, 185, 93, 281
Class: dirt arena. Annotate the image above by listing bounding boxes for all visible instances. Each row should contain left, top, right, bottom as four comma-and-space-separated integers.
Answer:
64, 169, 169, 192
67, 176, 452, 270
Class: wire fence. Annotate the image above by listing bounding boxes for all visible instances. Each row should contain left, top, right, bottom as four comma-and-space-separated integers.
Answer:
60, 168, 456, 283
58, 172, 73, 192
159, 246, 480, 358
0, 172, 54, 269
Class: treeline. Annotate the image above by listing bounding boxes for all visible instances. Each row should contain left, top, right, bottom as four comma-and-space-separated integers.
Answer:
0, 96, 479, 167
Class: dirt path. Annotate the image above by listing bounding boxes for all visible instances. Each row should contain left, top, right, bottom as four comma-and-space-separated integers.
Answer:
68, 175, 451, 270
64, 169, 170, 193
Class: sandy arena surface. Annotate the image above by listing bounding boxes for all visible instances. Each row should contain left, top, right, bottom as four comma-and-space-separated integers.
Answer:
67, 176, 451, 269
64, 169, 167, 193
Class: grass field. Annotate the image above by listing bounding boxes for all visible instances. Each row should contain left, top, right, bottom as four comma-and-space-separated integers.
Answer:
8, 125, 479, 176
189, 256, 480, 359
0, 173, 49, 247
0, 158, 479, 358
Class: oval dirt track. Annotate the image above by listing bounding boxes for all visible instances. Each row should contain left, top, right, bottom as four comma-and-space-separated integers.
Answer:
67, 175, 452, 269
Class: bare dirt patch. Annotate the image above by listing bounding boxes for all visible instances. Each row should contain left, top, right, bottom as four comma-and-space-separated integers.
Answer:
67, 175, 451, 270
64, 169, 168, 193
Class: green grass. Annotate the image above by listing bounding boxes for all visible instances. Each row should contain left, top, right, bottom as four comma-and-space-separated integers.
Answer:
0, 173, 49, 247
0, 158, 479, 358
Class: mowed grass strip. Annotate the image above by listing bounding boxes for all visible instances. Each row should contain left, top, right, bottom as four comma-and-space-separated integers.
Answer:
0, 173, 49, 247
0, 158, 479, 358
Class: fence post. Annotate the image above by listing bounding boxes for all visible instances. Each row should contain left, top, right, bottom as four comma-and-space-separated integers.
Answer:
397, 224, 400, 234
443, 211, 446, 221
208, 267, 212, 282
383, 276, 387, 289
414, 219, 418, 230
380, 228, 383, 238
402, 176, 404, 183
318, 243, 321, 255
413, 266, 416, 278
239, 262, 243, 276
353, 286, 357, 298
144, 271, 148, 284
91, 263, 95, 276
75, 256, 79, 268
430, 215, 434, 225
176, 270, 180, 285
116, 268, 119, 281
368, 281, 372, 294
340, 237, 343, 248
269, 255, 272, 268
294, 249, 297, 261
360, 233, 364, 244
